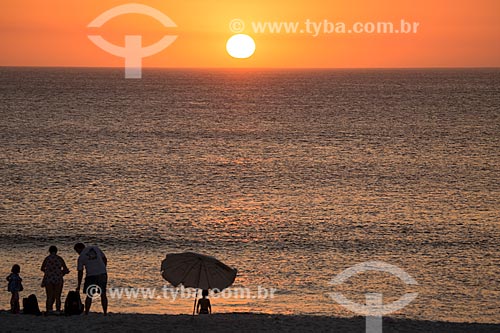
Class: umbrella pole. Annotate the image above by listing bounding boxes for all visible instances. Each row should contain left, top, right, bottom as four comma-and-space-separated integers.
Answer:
192, 288, 198, 316
192, 261, 203, 316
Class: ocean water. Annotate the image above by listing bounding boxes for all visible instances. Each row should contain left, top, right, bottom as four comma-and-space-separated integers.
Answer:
0, 68, 499, 322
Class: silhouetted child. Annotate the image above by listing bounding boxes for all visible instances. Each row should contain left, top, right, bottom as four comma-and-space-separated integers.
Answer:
197, 289, 211, 315
6, 264, 23, 314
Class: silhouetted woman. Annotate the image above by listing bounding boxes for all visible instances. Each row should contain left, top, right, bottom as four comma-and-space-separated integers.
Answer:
41, 245, 70, 313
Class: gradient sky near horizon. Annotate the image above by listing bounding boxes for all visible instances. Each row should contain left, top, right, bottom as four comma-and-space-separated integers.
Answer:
1, 0, 499, 68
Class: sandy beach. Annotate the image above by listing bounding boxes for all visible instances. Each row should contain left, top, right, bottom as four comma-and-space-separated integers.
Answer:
0, 312, 499, 333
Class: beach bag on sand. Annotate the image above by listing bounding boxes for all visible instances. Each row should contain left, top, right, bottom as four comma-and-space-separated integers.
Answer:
23, 294, 41, 315
64, 291, 83, 316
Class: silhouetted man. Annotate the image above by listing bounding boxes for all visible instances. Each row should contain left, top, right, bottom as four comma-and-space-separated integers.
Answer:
74, 243, 108, 315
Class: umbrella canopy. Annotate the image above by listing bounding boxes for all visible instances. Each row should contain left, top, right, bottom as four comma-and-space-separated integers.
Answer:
161, 252, 237, 291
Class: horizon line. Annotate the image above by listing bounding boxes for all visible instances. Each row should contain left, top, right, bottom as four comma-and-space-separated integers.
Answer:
1, 65, 499, 71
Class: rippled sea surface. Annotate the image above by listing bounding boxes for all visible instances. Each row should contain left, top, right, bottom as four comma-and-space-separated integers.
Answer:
0, 68, 499, 322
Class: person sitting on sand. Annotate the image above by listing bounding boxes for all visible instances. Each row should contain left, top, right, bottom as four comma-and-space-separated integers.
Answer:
74, 242, 108, 315
6, 264, 23, 314
41, 245, 70, 313
197, 289, 211, 315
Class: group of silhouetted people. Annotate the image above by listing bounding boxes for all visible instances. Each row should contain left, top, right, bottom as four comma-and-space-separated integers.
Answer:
6, 243, 108, 316
6, 243, 214, 316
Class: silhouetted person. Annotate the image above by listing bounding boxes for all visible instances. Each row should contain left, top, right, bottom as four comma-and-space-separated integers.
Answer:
6, 264, 23, 314
197, 289, 211, 314
41, 245, 70, 313
74, 243, 108, 315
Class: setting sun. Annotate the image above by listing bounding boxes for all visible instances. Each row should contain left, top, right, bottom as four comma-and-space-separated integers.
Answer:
226, 34, 256, 59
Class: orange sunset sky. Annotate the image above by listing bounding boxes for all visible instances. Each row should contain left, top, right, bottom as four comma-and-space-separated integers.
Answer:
1, 0, 499, 68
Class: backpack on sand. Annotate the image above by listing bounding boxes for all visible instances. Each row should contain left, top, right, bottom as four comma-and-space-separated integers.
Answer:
64, 290, 84, 316
23, 294, 41, 315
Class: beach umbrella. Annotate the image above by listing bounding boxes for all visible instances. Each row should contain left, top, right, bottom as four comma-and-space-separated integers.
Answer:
161, 252, 237, 314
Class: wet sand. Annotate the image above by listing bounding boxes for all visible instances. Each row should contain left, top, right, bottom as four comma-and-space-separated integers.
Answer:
1, 312, 498, 332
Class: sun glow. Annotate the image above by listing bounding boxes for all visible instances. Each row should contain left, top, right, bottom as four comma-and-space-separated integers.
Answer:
0, 1, 499, 68
226, 34, 256, 59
